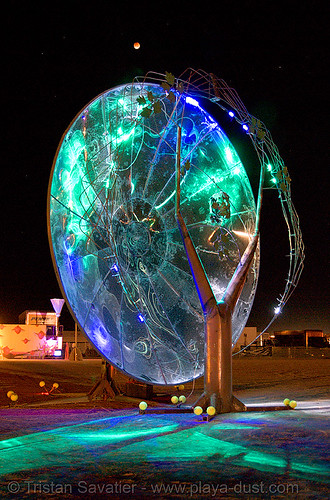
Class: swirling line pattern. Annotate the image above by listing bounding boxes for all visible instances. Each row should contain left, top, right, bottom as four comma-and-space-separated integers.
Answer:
48, 79, 259, 384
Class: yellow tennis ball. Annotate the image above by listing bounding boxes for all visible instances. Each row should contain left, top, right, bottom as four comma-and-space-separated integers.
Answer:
206, 406, 216, 416
283, 398, 290, 406
10, 394, 18, 402
193, 406, 203, 415
179, 395, 186, 403
52, 382, 59, 389
171, 395, 179, 404
7, 390, 14, 398
39, 381, 45, 387
289, 400, 297, 409
139, 401, 147, 411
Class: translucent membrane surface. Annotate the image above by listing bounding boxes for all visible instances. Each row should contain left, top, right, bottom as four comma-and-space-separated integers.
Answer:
48, 83, 259, 384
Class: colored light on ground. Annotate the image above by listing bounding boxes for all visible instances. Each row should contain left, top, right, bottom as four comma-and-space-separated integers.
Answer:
53, 383, 59, 389
211, 423, 260, 430
289, 400, 297, 409
179, 395, 186, 403
39, 381, 45, 387
139, 401, 147, 411
68, 424, 179, 442
7, 391, 14, 398
0, 414, 328, 482
283, 398, 290, 406
10, 394, 18, 402
193, 406, 203, 415
171, 396, 179, 404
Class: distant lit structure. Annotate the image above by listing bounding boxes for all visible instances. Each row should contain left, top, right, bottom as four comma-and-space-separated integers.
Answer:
273, 329, 328, 348
50, 298, 65, 338
13, 309, 65, 357
19, 310, 58, 327
0, 323, 47, 359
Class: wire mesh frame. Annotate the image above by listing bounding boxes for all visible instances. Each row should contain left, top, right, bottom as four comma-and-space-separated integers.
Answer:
133, 69, 305, 342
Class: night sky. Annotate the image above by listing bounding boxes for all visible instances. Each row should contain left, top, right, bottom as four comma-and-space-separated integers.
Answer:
2, 2, 329, 334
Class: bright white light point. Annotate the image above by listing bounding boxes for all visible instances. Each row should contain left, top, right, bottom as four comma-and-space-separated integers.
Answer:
225, 147, 233, 163
274, 306, 281, 315
233, 167, 240, 175
94, 330, 108, 347
267, 164, 272, 171
186, 96, 199, 107
233, 230, 251, 239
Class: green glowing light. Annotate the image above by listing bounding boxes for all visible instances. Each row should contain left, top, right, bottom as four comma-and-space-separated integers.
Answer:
108, 426, 329, 479
116, 126, 135, 143
211, 423, 260, 430
0, 415, 328, 482
66, 423, 178, 442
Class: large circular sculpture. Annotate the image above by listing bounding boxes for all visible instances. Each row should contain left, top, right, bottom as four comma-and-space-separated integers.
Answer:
48, 71, 285, 385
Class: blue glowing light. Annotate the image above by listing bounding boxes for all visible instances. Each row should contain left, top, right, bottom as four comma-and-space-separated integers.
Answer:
137, 314, 145, 323
242, 124, 249, 131
228, 111, 235, 118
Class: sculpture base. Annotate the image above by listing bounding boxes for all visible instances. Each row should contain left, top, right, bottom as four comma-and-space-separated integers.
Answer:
87, 361, 120, 401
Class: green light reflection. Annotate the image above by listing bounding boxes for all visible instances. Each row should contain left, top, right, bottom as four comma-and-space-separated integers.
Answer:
0, 415, 328, 482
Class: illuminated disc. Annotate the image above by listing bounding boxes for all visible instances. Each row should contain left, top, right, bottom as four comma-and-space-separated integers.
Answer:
48, 82, 259, 385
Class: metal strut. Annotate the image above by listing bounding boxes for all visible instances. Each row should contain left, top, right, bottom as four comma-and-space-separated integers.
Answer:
175, 126, 264, 414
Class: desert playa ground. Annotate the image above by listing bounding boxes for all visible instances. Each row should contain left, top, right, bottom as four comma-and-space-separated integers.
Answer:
0, 357, 329, 498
